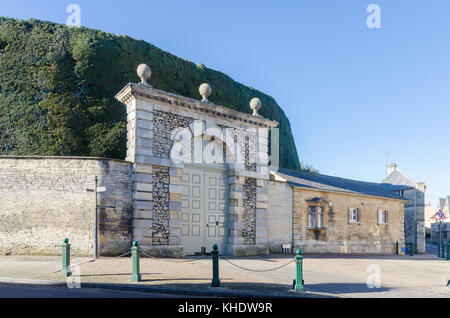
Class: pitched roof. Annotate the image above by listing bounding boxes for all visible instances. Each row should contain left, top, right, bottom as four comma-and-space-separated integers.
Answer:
378, 183, 413, 191
439, 198, 446, 210
381, 168, 416, 187
438, 197, 450, 215
272, 167, 405, 200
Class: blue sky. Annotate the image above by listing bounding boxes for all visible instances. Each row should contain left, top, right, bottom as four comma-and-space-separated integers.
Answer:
1, 1, 449, 208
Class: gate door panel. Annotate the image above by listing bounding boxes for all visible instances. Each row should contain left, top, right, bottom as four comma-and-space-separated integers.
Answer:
204, 171, 228, 252
181, 167, 228, 255
180, 169, 205, 255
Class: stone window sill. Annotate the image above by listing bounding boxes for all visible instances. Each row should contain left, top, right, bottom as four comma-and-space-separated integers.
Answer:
306, 227, 327, 230
348, 221, 361, 224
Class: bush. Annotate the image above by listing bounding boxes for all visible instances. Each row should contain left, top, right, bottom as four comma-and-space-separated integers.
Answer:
0, 17, 301, 170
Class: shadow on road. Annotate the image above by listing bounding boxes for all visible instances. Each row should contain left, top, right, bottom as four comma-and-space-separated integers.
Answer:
306, 283, 391, 294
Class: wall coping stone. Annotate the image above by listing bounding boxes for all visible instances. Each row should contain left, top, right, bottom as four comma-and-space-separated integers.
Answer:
115, 83, 279, 129
0, 155, 132, 165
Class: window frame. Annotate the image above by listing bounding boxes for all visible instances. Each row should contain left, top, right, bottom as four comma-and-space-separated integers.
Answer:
348, 207, 359, 223
308, 205, 317, 228
378, 209, 388, 225
318, 206, 324, 228
307, 204, 326, 229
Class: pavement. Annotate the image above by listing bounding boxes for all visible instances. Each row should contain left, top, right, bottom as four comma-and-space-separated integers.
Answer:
0, 251, 449, 298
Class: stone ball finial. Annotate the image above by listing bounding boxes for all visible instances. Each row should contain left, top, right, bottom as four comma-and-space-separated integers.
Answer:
250, 97, 262, 117
199, 83, 212, 102
137, 64, 152, 86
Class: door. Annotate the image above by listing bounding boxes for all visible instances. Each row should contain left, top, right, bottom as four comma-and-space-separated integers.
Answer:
181, 167, 228, 255
180, 169, 204, 256
204, 171, 228, 251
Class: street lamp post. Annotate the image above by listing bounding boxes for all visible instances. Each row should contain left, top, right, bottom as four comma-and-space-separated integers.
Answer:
439, 220, 443, 258
86, 177, 111, 260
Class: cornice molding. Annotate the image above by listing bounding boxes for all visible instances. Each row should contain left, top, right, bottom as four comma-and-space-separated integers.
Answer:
115, 83, 279, 129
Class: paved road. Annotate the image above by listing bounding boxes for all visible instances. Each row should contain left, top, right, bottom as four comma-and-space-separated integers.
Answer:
0, 283, 193, 298
1, 254, 449, 298
194, 254, 450, 298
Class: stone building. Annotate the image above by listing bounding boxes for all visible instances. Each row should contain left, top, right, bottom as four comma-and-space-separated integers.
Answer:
425, 202, 435, 234
381, 163, 426, 253
267, 168, 405, 254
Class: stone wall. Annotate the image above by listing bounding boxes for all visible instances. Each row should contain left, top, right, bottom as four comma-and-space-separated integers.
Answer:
0, 157, 133, 256
267, 181, 293, 253
242, 178, 256, 244
152, 111, 193, 158
228, 128, 257, 172
402, 187, 426, 253
152, 165, 170, 245
293, 188, 404, 254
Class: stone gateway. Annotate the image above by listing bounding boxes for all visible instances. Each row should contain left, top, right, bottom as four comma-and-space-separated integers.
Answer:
115, 65, 277, 257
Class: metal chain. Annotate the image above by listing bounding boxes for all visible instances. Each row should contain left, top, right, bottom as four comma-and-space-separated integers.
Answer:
139, 251, 210, 263
52, 258, 98, 273
137, 251, 156, 259
99, 251, 131, 258
220, 257, 296, 272
69, 258, 97, 268
295, 242, 407, 248
298, 242, 404, 246
57, 251, 132, 272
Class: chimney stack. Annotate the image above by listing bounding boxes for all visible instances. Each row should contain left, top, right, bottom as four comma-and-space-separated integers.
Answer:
387, 162, 397, 176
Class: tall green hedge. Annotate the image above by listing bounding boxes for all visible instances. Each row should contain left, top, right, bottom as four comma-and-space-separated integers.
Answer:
0, 17, 300, 170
